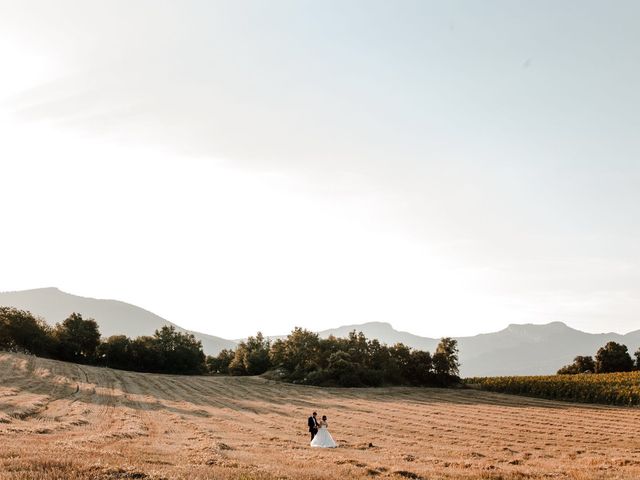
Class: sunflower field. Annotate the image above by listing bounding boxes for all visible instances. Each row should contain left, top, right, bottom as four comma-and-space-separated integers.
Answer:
466, 371, 640, 406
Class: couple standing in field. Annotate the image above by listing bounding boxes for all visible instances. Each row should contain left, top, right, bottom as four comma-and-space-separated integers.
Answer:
307, 411, 337, 448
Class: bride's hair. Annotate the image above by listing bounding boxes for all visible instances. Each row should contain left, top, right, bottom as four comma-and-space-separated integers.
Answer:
322, 415, 327, 420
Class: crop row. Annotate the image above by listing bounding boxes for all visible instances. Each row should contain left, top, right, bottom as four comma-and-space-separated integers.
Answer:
466, 371, 640, 406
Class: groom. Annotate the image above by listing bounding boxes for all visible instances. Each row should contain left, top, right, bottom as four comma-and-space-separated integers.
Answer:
308, 411, 318, 440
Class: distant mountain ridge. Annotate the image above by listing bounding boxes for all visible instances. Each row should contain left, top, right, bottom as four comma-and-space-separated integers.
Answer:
2, 288, 638, 377
0, 288, 235, 355
317, 321, 640, 377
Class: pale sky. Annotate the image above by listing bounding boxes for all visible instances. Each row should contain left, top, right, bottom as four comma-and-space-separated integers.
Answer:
1, 0, 639, 339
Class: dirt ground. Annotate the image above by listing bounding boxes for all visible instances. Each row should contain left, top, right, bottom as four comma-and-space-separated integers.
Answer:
1, 353, 640, 479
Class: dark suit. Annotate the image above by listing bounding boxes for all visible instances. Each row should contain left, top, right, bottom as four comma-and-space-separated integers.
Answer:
308, 415, 318, 440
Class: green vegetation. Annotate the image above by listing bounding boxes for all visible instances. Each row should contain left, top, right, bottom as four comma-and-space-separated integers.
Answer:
557, 341, 638, 374
469, 340, 640, 406
98, 326, 206, 374
209, 327, 460, 387
0, 306, 205, 374
467, 371, 640, 406
1, 305, 460, 386
557, 355, 596, 374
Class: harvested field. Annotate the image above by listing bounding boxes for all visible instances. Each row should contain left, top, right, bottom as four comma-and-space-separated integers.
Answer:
1, 353, 640, 479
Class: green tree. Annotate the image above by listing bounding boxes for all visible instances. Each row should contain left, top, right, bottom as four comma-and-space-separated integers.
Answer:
407, 350, 433, 385
345, 330, 369, 366
207, 348, 235, 374
366, 338, 390, 371
433, 337, 460, 378
129, 336, 162, 372
595, 342, 634, 373
227, 333, 271, 376
327, 351, 361, 386
269, 328, 320, 381
228, 344, 248, 375
387, 343, 412, 383
54, 313, 101, 363
153, 326, 206, 374
98, 335, 132, 370
557, 355, 595, 374
243, 332, 271, 375
0, 307, 55, 356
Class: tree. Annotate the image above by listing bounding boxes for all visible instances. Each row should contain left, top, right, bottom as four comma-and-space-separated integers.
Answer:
635, 348, 640, 371
129, 336, 162, 372
367, 338, 390, 371
54, 313, 101, 363
433, 337, 460, 378
227, 333, 271, 376
387, 343, 412, 383
207, 349, 235, 374
269, 328, 320, 381
153, 326, 206, 374
595, 342, 634, 373
0, 307, 55, 357
228, 344, 248, 375
557, 355, 595, 374
345, 330, 369, 366
327, 351, 361, 386
407, 350, 433, 385
98, 335, 132, 370
245, 332, 271, 374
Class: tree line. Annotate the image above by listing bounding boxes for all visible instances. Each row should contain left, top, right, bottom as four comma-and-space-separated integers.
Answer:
0, 307, 206, 374
1, 306, 461, 386
558, 341, 640, 374
207, 328, 460, 387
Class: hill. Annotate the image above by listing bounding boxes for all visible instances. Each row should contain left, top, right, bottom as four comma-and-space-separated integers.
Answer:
1, 351, 640, 479
0, 287, 235, 355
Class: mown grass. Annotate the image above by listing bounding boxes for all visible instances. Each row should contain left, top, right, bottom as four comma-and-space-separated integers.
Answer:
3, 353, 640, 479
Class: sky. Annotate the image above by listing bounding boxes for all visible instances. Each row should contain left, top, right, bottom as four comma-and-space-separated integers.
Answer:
1, 0, 639, 339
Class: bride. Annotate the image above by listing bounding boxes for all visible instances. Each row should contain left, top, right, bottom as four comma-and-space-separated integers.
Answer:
310, 415, 337, 448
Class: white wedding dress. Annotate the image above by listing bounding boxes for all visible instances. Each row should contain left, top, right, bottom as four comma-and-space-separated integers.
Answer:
310, 422, 337, 448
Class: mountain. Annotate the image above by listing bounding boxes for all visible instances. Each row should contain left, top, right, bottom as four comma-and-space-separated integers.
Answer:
318, 321, 640, 377
0, 287, 235, 355
3, 288, 639, 377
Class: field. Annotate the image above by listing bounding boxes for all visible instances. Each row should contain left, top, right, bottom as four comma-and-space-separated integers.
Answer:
1, 354, 640, 480
467, 372, 640, 406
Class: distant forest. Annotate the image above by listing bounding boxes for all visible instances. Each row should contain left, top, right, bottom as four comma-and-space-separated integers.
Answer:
0, 306, 460, 386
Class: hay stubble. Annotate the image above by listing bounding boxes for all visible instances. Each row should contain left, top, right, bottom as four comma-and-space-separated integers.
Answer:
1, 353, 639, 479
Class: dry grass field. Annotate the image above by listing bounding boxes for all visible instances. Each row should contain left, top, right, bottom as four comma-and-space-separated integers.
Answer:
1, 353, 640, 480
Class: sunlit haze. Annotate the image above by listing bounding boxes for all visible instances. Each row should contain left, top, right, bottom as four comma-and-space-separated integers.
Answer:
1, 1, 639, 339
